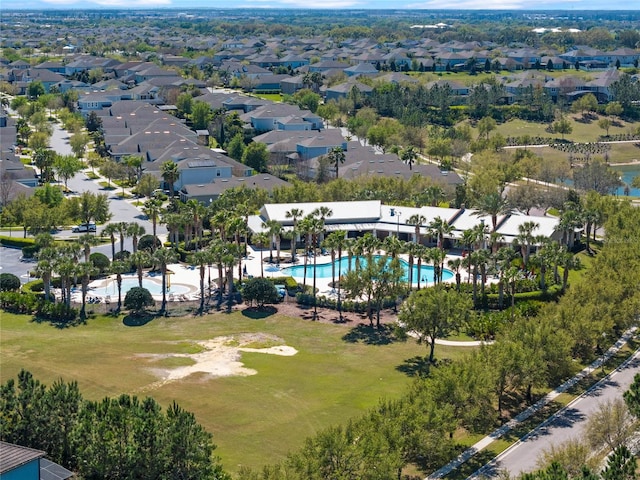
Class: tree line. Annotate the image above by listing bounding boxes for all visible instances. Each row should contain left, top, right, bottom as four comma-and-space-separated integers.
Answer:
0, 369, 229, 480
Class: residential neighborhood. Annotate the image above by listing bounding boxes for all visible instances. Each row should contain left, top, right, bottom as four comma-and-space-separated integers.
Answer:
1, 8, 640, 480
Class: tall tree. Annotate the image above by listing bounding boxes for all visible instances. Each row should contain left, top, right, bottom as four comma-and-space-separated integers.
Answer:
160, 160, 180, 200
399, 287, 472, 362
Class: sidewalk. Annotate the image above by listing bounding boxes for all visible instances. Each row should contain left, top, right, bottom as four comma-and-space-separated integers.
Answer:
426, 326, 638, 479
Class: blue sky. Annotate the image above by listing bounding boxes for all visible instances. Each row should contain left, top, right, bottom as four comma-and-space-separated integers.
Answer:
5, 0, 636, 9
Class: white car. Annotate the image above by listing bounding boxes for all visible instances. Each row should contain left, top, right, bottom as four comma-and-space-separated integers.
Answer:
72, 223, 97, 233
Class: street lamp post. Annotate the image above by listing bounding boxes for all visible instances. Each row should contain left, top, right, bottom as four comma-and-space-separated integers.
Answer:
390, 208, 402, 237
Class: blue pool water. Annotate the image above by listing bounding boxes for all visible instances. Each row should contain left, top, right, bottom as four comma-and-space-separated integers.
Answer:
281, 255, 453, 285
96, 277, 190, 297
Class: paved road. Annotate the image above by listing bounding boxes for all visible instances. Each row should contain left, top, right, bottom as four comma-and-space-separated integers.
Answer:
476, 348, 640, 478
47, 115, 167, 252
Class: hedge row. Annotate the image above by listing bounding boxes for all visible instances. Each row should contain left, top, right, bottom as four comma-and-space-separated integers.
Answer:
0, 236, 35, 249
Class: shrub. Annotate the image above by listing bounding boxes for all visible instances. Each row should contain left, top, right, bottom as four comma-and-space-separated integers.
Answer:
22, 279, 44, 293
0, 273, 21, 291
270, 276, 299, 291
124, 287, 154, 314
114, 250, 131, 262
0, 291, 40, 314
21, 244, 40, 259
242, 277, 279, 308
0, 236, 35, 249
36, 301, 78, 323
90, 252, 110, 273
138, 235, 161, 252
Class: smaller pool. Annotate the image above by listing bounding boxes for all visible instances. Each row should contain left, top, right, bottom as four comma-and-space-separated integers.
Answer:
94, 276, 191, 297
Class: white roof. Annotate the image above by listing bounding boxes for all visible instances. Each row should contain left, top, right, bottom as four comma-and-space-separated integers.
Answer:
496, 214, 560, 240
261, 200, 381, 225
450, 209, 497, 233
250, 202, 560, 244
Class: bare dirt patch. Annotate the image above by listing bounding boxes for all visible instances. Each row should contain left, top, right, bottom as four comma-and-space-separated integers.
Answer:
140, 333, 297, 390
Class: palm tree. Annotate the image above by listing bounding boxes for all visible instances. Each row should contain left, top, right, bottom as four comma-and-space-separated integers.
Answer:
127, 222, 146, 253
285, 208, 304, 262
252, 232, 270, 278
234, 202, 254, 254
35, 247, 57, 302
77, 262, 98, 319
447, 258, 463, 291
559, 249, 581, 292
383, 234, 404, 260
190, 250, 212, 314
103, 223, 119, 261
222, 246, 239, 312
428, 216, 453, 250
298, 216, 314, 288
184, 199, 206, 251
323, 230, 348, 320
422, 185, 444, 207
142, 199, 162, 249
503, 266, 520, 319
474, 192, 513, 231
474, 249, 490, 297
327, 146, 346, 179
115, 221, 129, 256
532, 237, 552, 291
308, 216, 325, 319
77, 233, 99, 263
406, 214, 427, 244
415, 244, 428, 289
469, 250, 484, 305
494, 246, 517, 309
514, 221, 539, 269
160, 160, 180, 201
110, 260, 129, 311
162, 212, 183, 248
432, 247, 448, 285
152, 247, 178, 314
312, 206, 333, 246
208, 239, 226, 308
263, 219, 282, 265
405, 242, 421, 290
130, 250, 150, 288
400, 146, 417, 170
559, 208, 582, 249
56, 258, 76, 308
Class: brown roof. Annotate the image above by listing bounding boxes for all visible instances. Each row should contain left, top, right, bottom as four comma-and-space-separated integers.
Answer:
0, 441, 45, 474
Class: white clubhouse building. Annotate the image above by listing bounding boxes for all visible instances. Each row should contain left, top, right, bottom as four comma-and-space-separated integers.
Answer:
248, 200, 565, 248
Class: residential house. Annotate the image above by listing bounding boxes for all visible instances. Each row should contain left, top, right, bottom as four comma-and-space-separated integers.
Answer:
0, 441, 74, 480
323, 81, 373, 102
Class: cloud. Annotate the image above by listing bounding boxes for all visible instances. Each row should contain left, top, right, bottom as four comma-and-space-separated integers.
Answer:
235, 0, 363, 6
41, 0, 171, 5
407, 0, 525, 8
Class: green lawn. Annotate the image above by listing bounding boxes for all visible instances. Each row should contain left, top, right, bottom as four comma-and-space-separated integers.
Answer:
488, 116, 638, 145
0, 309, 468, 473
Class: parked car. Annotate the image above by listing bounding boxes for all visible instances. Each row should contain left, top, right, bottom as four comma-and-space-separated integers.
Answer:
72, 223, 97, 233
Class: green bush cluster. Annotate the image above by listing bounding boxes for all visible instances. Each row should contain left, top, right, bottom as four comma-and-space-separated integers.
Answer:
0, 236, 35, 248
0, 292, 77, 322
0, 273, 21, 291
269, 276, 298, 291
296, 292, 396, 313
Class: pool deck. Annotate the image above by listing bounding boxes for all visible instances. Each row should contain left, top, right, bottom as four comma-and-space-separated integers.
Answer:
64, 246, 480, 305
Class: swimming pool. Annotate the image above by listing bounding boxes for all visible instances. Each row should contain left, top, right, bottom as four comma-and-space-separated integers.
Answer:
94, 276, 191, 297
281, 255, 453, 285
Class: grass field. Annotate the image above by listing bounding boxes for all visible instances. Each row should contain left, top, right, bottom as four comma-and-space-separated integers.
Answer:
0, 308, 470, 474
